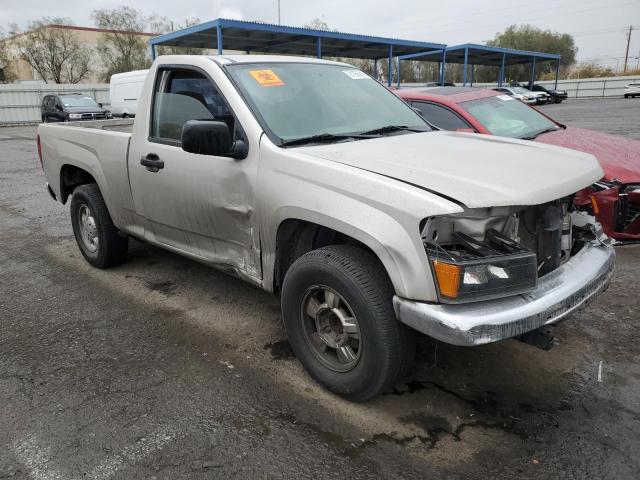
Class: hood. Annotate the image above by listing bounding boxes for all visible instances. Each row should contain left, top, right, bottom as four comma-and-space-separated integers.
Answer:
535, 126, 640, 184
298, 131, 603, 208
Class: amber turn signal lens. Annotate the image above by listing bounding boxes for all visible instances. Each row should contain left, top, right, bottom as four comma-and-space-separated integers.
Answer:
432, 261, 461, 299
590, 196, 600, 215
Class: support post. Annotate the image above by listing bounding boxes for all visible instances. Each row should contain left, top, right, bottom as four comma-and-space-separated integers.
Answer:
440, 49, 447, 86
387, 45, 393, 87
397, 57, 401, 88
374, 58, 378, 81
462, 47, 468, 86
470, 64, 475, 86
499, 52, 506, 86
554, 58, 560, 90
216, 25, 223, 55
317, 37, 322, 58
150, 43, 157, 60
529, 57, 536, 86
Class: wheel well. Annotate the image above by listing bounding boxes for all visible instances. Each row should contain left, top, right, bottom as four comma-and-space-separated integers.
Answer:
59, 165, 96, 204
273, 219, 374, 293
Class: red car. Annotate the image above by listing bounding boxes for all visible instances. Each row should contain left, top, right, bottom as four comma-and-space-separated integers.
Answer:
394, 86, 640, 241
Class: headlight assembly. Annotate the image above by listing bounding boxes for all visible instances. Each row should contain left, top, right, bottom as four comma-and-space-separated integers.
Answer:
426, 229, 538, 304
68, 113, 82, 119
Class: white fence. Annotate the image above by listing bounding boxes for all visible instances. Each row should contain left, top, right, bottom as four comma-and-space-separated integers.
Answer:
0, 83, 110, 125
403, 75, 640, 99
536, 75, 640, 98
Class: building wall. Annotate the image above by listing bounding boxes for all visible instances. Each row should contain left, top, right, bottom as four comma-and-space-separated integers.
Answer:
1, 25, 155, 84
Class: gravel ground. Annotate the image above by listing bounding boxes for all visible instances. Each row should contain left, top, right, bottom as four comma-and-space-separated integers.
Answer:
1, 101, 639, 480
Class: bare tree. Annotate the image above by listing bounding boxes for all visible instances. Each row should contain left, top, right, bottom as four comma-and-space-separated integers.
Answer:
154, 17, 204, 55
0, 29, 16, 82
91, 7, 152, 81
16, 18, 92, 84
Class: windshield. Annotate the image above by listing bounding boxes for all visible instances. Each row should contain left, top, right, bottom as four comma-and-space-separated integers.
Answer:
60, 96, 99, 108
460, 95, 558, 139
226, 62, 429, 145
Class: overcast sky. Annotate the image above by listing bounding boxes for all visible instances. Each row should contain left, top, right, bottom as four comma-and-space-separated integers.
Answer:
2, 0, 639, 69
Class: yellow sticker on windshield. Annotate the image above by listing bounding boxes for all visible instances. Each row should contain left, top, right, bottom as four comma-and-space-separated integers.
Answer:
249, 69, 285, 87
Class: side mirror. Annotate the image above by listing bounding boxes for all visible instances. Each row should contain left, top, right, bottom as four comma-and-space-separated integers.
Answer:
181, 120, 232, 157
98, 102, 103, 108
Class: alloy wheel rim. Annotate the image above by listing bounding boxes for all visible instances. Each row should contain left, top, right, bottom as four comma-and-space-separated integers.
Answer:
78, 204, 99, 253
300, 285, 361, 372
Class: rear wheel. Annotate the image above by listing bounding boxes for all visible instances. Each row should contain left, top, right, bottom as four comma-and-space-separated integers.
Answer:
70, 183, 128, 268
281, 245, 415, 401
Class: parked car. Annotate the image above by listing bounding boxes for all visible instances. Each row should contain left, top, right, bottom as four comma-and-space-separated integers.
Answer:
395, 86, 640, 241
493, 86, 538, 104
37, 56, 614, 401
41, 93, 111, 123
109, 70, 148, 118
521, 84, 568, 103
624, 83, 640, 98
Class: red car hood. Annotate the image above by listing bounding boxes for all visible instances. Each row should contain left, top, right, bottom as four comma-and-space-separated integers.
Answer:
536, 126, 640, 184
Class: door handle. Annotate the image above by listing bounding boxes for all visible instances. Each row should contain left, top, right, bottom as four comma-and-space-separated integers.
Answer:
140, 154, 164, 172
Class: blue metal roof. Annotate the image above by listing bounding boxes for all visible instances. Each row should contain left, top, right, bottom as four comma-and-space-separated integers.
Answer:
443, 43, 561, 66
398, 43, 560, 65
149, 18, 445, 60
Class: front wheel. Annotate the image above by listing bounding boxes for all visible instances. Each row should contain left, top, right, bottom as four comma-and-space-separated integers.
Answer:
70, 184, 128, 268
281, 245, 415, 401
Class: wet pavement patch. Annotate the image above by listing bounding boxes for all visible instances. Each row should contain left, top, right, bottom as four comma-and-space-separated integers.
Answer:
144, 280, 177, 295
264, 339, 295, 360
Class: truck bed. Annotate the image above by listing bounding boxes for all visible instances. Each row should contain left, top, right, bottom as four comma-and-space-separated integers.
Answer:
38, 119, 135, 229
55, 118, 135, 133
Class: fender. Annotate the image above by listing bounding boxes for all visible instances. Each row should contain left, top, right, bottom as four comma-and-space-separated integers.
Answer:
257, 140, 464, 302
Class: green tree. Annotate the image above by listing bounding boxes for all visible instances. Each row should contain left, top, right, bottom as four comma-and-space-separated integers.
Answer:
15, 18, 92, 83
481, 24, 577, 83
91, 7, 152, 81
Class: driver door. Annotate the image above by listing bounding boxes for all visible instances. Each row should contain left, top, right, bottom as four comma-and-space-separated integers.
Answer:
127, 67, 261, 279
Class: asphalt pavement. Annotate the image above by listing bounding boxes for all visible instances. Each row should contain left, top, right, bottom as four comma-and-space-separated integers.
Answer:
540, 97, 640, 139
1, 99, 640, 480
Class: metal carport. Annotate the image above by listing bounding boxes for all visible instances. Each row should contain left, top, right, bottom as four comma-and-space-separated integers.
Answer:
149, 18, 446, 86
398, 43, 561, 89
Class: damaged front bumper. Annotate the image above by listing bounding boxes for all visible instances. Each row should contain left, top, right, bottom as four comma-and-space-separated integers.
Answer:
393, 241, 615, 346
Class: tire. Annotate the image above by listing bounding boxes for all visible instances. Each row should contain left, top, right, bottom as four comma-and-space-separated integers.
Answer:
281, 245, 415, 401
70, 183, 128, 268
41, 116, 47, 123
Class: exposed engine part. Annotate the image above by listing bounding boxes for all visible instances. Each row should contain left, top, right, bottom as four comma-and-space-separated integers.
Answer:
422, 198, 608, 282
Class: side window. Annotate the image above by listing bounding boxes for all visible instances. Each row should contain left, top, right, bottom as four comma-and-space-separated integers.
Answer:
411, 102, 472, 131
150, 68, 237, 144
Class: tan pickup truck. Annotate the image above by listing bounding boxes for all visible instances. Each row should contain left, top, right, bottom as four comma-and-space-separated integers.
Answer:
37, 55, 615, 401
